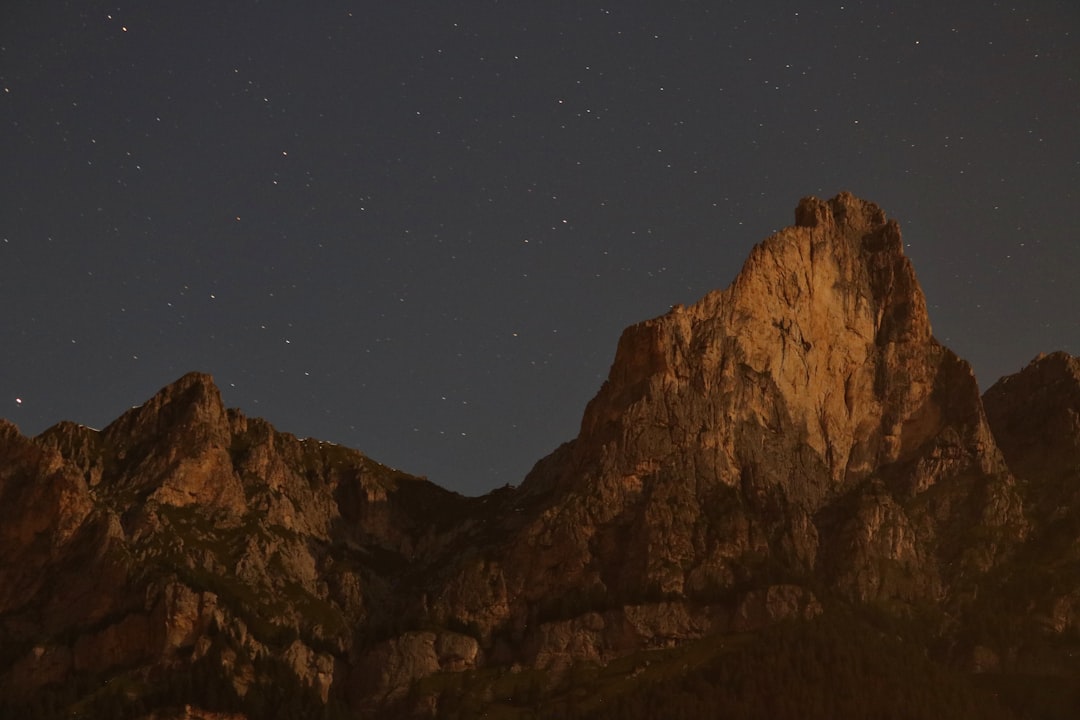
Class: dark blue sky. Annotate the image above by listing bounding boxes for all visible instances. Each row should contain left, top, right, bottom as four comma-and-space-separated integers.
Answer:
3, 1, 1078, 495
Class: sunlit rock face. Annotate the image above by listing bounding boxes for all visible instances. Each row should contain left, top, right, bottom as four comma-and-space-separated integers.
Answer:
3, 194, 1074, 718
430, 192, 1024, 655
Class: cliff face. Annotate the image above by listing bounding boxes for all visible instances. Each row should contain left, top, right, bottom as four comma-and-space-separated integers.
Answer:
0, 193, 1075, 718
982, 353, 1080, 647
984, 352, 1080, 498
0, 373, 481, 709
427, 194, 1025, 656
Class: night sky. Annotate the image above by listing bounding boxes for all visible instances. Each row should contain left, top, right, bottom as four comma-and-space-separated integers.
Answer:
2, 1, 1078, 495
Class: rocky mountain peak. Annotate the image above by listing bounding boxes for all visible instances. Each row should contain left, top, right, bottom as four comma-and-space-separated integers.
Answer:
790, 191, 929, 344
986, 351, 1080, 407
94, 371, 242, 510
574, 191, 944, 500
4, 194, 1074, 719
433, 193, 1023, 653
793, 190, 886, 230
102, 371, 229, 444
984, 351, 1080, 490
0, 418, 22, 444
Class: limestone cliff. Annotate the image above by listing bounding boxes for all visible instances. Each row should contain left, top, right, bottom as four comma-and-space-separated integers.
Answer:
427, 193, 1025, 654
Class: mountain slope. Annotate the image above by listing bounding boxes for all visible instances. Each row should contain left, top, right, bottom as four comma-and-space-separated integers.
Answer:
0, 373, 484, 715
424, 192, 1025, 666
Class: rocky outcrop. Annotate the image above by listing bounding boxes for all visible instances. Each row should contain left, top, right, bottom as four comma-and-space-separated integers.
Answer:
520, 601, 723, 673
981, 352, 1080, 650
353, 631, 482, 702
984, 351, 1080, 496
430, 193, 1025, 648
0, 372, 478, 710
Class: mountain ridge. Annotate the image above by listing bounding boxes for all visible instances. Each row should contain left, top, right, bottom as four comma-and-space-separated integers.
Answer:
2, 193, 1079, 718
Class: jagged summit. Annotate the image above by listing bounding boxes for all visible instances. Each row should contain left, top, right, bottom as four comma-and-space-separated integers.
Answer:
573, 191, 956, 498
100, 370, 229, 441
1, 195, 1078, 718
427, 194, 1022, 639
984, 351, 1080, 489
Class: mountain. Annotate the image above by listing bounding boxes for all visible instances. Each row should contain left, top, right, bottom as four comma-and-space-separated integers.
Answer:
2, 193, 1078, 719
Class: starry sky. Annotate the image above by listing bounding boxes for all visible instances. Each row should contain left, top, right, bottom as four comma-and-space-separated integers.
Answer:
2, 1, 1078, 495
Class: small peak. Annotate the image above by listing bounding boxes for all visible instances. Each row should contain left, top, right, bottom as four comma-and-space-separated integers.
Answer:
990, 352, 1080, 389
152, 371, 225, 417
1026, 351, 1080, 384
0, 418, 25, 443
35, 420, 99, 448
102, 371, 229, 446
794, 195, 830, 228
170, 371, 219, 392
794, 192, 887, 231
984, 352, 1080, 412
1025, 350, 1074, 369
